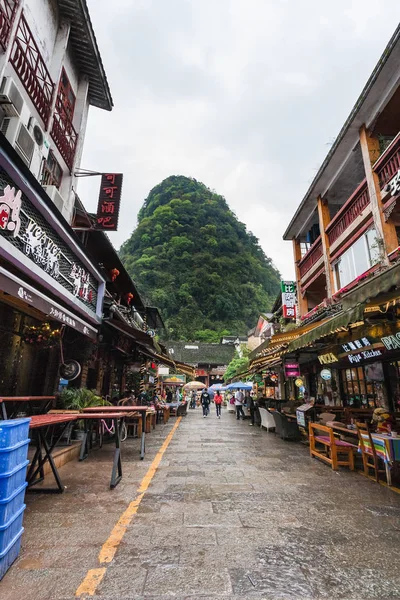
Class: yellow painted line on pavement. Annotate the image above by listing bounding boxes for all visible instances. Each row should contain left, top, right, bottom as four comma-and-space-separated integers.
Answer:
75, 417, 182, 597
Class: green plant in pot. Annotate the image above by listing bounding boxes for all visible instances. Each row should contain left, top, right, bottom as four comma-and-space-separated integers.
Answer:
59, 388, 111, 439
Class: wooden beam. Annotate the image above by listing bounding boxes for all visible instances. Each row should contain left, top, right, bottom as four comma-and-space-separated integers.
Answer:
292, 238, 308, 318
317, 195, 335, 298
359, 125, 398, 258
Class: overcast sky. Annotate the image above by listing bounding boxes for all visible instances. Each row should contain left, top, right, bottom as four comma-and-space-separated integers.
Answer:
80, 0, 400, 280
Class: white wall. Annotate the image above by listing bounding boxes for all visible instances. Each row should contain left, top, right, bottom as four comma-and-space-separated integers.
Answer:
0, 0, 93, 225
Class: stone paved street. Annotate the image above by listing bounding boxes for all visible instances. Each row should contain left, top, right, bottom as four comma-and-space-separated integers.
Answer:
2, 408, 400, 599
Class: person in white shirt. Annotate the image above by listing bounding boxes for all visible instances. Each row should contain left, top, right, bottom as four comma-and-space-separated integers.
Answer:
234, 389, 245, 420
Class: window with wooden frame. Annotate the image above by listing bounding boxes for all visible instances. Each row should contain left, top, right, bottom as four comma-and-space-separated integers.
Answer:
41, 151, 63, 189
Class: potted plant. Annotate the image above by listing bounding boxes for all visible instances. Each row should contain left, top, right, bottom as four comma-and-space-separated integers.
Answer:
59, 388, 111, 440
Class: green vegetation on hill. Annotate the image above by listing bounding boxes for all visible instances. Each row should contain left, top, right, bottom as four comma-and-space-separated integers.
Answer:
119, 175, 281, 340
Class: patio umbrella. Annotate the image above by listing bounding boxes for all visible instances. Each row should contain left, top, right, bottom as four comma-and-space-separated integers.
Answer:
183, 381, 206, 390
225, 381, 253, 390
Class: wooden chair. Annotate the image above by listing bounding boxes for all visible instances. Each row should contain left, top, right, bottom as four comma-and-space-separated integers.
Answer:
309, 422, 356, 471
356, 421, 387, 483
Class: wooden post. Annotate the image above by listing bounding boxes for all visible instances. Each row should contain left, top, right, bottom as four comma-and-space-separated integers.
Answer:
359, 125, 398, 258
292, 238, 308, 317
317, 195, 335, 297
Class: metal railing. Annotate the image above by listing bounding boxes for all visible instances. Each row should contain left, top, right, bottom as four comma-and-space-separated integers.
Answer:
298, 236, 323, 279
374, 131, 400, 189
10, 13, 54, 127
51, 98, 78, 171
0, 0, 18, 50
325, 181, 370, 246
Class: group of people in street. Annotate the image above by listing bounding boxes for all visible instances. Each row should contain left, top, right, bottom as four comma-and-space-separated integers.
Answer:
198, 388, 255, 423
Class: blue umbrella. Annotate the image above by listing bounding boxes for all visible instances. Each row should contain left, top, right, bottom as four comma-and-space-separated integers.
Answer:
225, 381, 253, 390
209, 383, 224, 391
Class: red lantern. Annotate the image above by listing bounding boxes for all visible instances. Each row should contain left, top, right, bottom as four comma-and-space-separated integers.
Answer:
126, 292, 134, 305
110, 268, 120, 282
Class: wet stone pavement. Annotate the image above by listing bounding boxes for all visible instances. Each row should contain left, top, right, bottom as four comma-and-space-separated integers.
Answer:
2, 407, 400, 599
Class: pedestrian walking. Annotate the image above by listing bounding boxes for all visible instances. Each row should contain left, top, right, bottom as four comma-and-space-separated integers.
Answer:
200, 389, 211, 418
214, 391, 223, 418
190, 390, 196, 409
234, 389, 245, 420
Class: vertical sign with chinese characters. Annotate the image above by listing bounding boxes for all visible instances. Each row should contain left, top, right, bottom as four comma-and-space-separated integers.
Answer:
95, 173, 123, 230
281, 280, 297, 320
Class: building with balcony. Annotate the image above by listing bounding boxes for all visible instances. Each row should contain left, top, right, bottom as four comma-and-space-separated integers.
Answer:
284, 25, 400, 320
0, 0, 112, 223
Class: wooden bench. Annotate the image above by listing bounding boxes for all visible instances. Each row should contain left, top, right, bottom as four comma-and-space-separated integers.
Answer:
309, 422, 356, 471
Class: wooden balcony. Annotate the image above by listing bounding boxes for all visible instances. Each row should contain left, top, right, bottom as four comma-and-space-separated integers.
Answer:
374, 131, 400, 189
10, 13, 54, 127
298, 236, 323, 279
325, 181, 370, 246
0, 0, 18, 50
51, 98, 78, 171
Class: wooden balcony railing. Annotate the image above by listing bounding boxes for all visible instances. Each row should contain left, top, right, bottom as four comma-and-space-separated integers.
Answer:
51, 97, 78, 171
10, 13, 54, 127
374, 131, 400, 189
325, 180, 370, 246
0, 0, 18, 50
298, 236, 323, 279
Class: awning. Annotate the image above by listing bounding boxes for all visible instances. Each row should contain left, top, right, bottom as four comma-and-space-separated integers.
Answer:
285, 303, 365, 353
342, 264, 400, 308
249, 316, 333, 360
0, 267, 98, 339
105, 318, 195, 377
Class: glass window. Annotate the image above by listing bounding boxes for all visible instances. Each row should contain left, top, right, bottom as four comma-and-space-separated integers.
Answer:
366, 229, 380, 264
334, 229, 378, 291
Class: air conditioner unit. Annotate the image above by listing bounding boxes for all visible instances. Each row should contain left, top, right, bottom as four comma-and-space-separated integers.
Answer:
1, 117, 35, 166
28, 117, 45, 148
43, 184, 66, 215
0, 77, 24, 118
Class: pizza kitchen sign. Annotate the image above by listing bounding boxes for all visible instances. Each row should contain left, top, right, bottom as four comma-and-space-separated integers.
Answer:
0, 181, 98, 314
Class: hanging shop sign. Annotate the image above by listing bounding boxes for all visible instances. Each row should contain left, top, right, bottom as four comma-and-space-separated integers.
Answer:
284, 362, 300, 377
95, 173, 123, 231
0, 164, 101, 320
318, 352, 339, 365
320, 368, 332, 381
0, 269, 97, 339
281, 280, 296, 319
159, 374, 186, 384
320, 323, 400, 367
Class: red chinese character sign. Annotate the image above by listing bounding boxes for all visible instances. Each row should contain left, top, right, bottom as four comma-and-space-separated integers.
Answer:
95, 173, 123, 230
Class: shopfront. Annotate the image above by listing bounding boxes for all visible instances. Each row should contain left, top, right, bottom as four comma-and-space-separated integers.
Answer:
0, 143, 104, 395
317, 321, 400, 412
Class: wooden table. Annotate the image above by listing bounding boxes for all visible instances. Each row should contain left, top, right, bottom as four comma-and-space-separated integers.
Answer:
0, 396, 55, 419
83, 406, 150, 459
27, 414, 78, 493
78, 412, 132, 489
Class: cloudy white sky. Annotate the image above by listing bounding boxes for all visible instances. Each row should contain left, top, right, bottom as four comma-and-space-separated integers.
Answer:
79, 0, 400, 280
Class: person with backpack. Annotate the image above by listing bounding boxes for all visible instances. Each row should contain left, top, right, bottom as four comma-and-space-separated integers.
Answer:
214, 391, 223, 419
200, 389, 211, 418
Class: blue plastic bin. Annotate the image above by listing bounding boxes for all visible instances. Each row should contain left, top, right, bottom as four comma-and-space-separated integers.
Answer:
0, 439, 30, 473
0, 504, 25, 555
0, 461, 29, 501
0, 528, 23, 580
0, 419, 31, 448
0, 483, 27, 527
